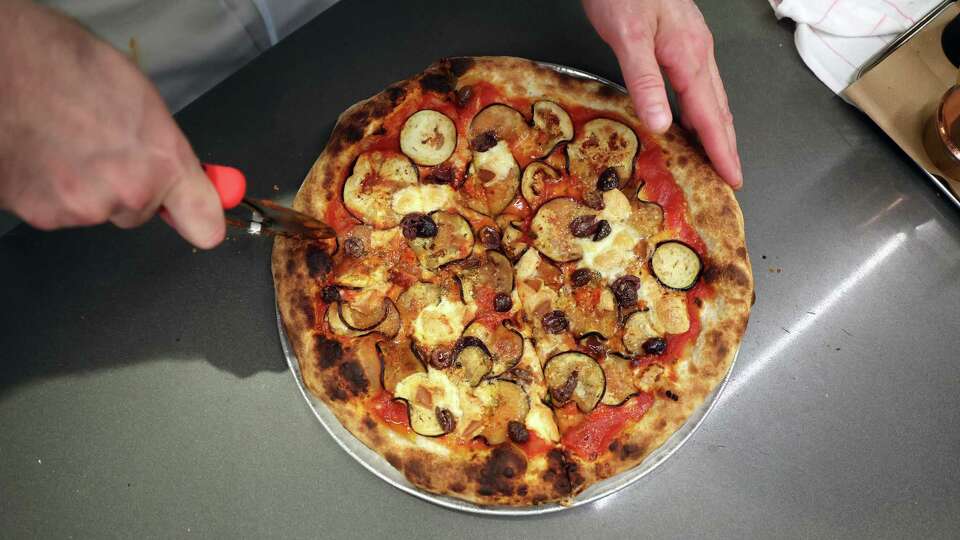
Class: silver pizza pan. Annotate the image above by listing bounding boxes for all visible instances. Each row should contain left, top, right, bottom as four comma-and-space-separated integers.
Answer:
278, 61, 739, 515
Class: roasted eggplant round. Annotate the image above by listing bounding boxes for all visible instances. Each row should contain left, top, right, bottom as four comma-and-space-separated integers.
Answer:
393, 370, 461, 437
530, 197, 589, 262
520, 161, 560, 204
543, 351, 605, 413
343, 151, 418, 228
621, 309, 659, 355
651, 240, 702, 290
407, 211, 475, 269
475, 379, 530, 445
327, 297, 400, 339
462, 320, 524, 376
567, 118, 639, 185
400, 110, 457, 166
452, 337, 493, 386
377, 339, 426, 393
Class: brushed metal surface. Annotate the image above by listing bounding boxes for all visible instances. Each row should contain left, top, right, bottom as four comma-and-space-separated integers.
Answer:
1, 0, 959, 538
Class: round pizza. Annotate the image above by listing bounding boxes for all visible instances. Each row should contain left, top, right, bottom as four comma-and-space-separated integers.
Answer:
272, 56, 753, 507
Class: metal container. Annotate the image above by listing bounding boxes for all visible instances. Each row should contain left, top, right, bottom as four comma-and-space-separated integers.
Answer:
278, 62, 739, 515
924, 84, 960, 179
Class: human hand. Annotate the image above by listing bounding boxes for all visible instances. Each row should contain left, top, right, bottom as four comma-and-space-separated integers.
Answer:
0, 0, 225, 247
583, 0, 742, 188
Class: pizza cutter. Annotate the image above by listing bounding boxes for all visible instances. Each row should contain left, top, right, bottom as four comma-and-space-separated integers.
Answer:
202, 164, 335, 240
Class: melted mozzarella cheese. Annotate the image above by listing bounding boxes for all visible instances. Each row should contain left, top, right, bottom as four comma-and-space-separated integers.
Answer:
390, 184, 454, 215
412, 297, 470, 347
394, 369, 463, 419
575, 189, 645, 281
470, 140, 516, 182
525, 401, 560, 442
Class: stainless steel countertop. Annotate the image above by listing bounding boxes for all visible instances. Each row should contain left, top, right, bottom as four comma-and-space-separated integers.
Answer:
2, 0, 958, 537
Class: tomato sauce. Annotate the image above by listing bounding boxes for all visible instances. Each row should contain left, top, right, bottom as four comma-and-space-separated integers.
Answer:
561, 393, 655, 460
471, 286, 513, 330
369, 391, 411, 434
518, 431, 554, 458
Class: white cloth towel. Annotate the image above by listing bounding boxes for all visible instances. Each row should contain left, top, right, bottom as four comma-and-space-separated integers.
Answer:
771, 0, 942, 93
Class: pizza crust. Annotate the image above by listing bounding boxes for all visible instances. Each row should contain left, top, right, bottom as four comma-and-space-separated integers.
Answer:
272, 57, 753, 506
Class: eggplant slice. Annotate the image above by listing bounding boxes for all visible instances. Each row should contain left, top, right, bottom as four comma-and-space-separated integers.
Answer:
475, 379, 530, 445
600, 353, 638, 405
468, 104, 526, 146
651, 241, 702, 291
396, 281, 442, 321
496, 215, 528, 261
393, 370, 461, 437
453, 341, 492, 386
463, 141, 520, 216
622, 309, 659, 355
378, 339, 426, 393
567, 119, 638, 186
458, 250, 514, 305
630, 200, 665, 239
531, 101, 574, 154
468, 102, 573, 160
399, 110, 457, 166
520, 161, 560, 205
558, 286, 618, 338
462, 321, 524, 376
327, 297, 400, 339
530, 197, 590, 262
407, 211, 475, 270
343, 151, 418, 228
543, 351, 605, 413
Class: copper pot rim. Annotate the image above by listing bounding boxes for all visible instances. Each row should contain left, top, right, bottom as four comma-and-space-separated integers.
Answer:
935, 85, 960, 160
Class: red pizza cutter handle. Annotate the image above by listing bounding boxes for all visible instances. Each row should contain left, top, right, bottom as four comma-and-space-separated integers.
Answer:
158, 163, 246, 225
202, 163, 246, 209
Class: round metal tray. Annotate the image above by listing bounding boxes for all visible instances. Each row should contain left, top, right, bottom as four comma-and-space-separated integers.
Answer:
279, 62, 738, 515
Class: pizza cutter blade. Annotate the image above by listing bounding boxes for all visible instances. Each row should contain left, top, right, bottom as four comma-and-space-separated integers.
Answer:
203, 164, 336, 240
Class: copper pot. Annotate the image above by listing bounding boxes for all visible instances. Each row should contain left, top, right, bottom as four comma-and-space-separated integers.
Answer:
924, 84, 960, 179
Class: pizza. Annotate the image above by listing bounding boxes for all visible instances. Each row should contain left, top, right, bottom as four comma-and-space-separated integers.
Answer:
272, 56, 753, 507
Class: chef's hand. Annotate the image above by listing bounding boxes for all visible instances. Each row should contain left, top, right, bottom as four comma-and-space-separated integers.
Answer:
0, 0, 225, 248
583, 0, 742, 188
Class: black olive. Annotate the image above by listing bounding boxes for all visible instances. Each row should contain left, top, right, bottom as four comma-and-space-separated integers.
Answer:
665, 389, 679, 401
611, 275, 641, 307
470, 130, 498, 152
344, 237, 364, 258
542, 310, 569, 334
596, 167, 619, 191
592, 220, 611, 241
642, 337, 667, 355
427, 165, 454, 184
429, 348, 454, 369
569, 215, 598, 237
415, 215, 438, 238
493, 292, 512, 312
478, 226, 501, 249
570, 268, 594, 288
507, 420, 529, 444
400, 213, 422, 240
320, 285, 340, 303
435, 407, 456, 434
